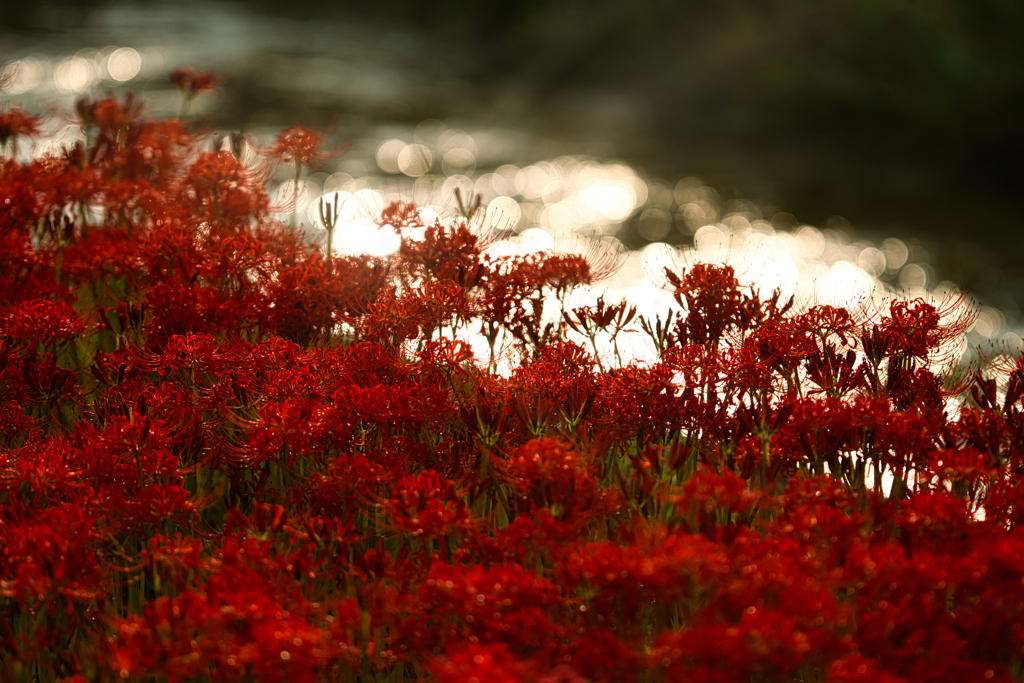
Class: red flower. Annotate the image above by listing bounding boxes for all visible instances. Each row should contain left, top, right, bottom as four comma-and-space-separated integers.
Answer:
266, 124, 337, 170
103, 566, 353, 682
426, 642, 554, 683
182, 150, 270, 225
501, 437, 612, 524
664, 263, 752, 347
0, 299, 84, 349
384, 469, 473, 543
0, 105, 42, 148
168, 66, 220, 97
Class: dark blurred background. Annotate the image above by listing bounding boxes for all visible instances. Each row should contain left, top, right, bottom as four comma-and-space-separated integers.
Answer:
3, 0, 1024, 312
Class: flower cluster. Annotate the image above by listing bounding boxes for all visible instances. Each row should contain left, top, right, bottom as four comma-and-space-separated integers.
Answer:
2, 82, 1023, 683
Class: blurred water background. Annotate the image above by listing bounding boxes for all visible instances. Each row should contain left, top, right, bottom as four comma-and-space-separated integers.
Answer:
3, 0, 1024, 360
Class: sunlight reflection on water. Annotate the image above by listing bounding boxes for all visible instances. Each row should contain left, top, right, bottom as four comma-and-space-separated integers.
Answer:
3, 47, 146, 96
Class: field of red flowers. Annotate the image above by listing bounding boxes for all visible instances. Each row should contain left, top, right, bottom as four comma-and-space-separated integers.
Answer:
3, 83, 1024, 683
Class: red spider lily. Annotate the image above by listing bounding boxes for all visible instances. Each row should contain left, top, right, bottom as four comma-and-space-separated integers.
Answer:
560, 627, 647, 683
182, 150, 270, 225
476, 252, 592, 353
664, 262, 758, 348
138, 533, 211, 592
103, 567, 355, 682
563, 296, 636, 371
245, 398, 332, 466
559, 525, 728, 634
395, 561, 567, 658
663, 467, 770, 539
426, 642, 580, 683
265, 124, 339, 170
399, 217, 484, 286
168, 66, 220, 97
385, 278, 474, 340
0, 299, 84, 350
591, 362, 678, 444
264, 255, 355, 345
879, 295, 976, 364
303, 453, 393, 519
5, 83, 1024, 683
383, 470, 474, 547
76, 93, 144, 141
119, 118, 195, 186
377, 199, 425, 230
564, 295, 636, 338
169, 66, 220, 119
0, 504, 107, 618
419, 337, 476, 369
0, 106, 42, 142
0, 105, 42, 155
826, 655, 912, 682
500, 438, 615, 525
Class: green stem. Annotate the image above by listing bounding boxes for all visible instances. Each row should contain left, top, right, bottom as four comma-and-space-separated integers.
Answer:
325, 227, 333, 275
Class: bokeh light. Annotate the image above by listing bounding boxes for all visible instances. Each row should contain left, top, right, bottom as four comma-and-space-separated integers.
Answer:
106, 48, 142, 82
397, 143, 432, 177
2, 58, 48, 94
54, 55, 99, 93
